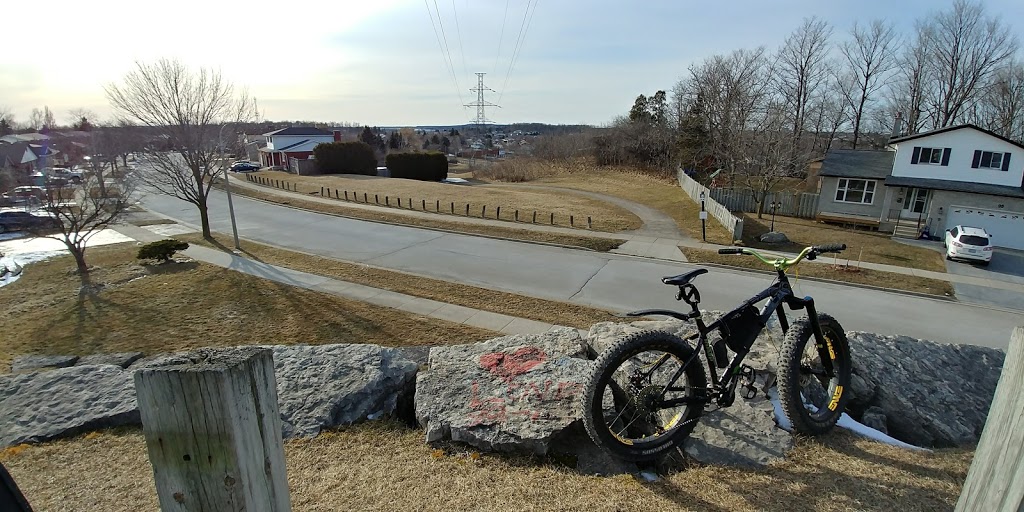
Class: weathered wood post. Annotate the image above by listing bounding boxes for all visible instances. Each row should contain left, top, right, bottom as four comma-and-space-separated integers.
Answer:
436, 200, 440, 212
375, 194, 379, 204
515, 210, 519, 222
363, 192, 367, 202
550, 213, 554, 225
533, 211, 537, 223
955, 326, 1024, 511
344, 191, 349, 201
134, 347, 290, 512
386, 196, 390, 206
465, 204, 469, 216
588, 216, 592, 229
397, 197, 402, 208
482, 205, 487, 217
451, 202, 454, 214
320, 187, 324, 196
570, 215, 574, 227
422, 199, 426, 210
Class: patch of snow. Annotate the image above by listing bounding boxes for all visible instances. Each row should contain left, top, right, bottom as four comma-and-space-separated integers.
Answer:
0, 229, 136, 289
638, 471, 659, 482
145, 224, 196, 237
0, 232, 27, 242
442, 177, 470, 184
766, 388, 929, 452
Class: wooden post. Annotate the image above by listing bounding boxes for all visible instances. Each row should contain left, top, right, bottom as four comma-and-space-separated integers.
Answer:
570, 215, 574, 227
363, 192, 367, 203
482, 205, 487, 217
550, 213, 554, 225
465, 204, 469, 216
422, 199, 426, 210
397, 197, 401, 208
320, 187, 324, 196
956, 326, 1024, 511
515, 210, 519, 222
344, 191, 349, 201
533, 211, 537, 223
134, 347, 291, 512
588, 216, 592, 229
451, 202, 454, 214
375, 194, 379, 204
436, 200, 440, 212
496, 206, 501, 219
386, 196, 390, 206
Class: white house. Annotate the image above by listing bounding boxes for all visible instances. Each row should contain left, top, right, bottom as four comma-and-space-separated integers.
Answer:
816, 124, 1024, 250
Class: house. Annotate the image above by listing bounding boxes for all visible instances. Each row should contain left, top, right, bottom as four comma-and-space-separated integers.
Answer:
816, 124, 1024, 250
0, 142, 39, 172
258, 127, 340, 170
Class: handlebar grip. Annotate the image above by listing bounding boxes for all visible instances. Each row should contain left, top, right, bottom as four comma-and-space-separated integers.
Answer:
813, 243, 847, 253
718, 248, 744, 255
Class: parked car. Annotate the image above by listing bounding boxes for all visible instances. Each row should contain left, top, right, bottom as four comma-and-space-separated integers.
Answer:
0, 209, 60, 233
944, 225, 993, 265
230, 161, 260, 172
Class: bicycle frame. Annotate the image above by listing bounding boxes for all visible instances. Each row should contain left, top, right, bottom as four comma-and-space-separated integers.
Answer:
628, 247, 837, 408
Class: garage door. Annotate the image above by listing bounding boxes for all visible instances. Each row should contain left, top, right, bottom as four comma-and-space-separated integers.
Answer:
946, 206, 1024, 250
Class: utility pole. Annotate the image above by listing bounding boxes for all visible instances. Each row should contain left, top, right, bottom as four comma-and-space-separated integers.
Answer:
465, 73, 500, 133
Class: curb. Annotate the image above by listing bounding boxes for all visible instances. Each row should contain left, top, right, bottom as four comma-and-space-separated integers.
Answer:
219, 183, 627, 253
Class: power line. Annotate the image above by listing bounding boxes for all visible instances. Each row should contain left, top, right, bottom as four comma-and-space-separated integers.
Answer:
432, 0, 463, 99
451, 0, 469, 83
499, 0, 539, 104
491, 0, 510, 77
423, 0, 465, 111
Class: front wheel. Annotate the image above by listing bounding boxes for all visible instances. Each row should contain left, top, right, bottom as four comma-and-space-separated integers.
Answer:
777, 313, 852, 436
580, 330, 707, 462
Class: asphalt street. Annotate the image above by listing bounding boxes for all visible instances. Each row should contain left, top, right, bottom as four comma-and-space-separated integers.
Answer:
140, 189, 1024, 350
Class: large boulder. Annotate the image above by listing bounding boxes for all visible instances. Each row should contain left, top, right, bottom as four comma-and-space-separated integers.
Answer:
137, 345, 419, 438
77, 352, 144, 369
271, 344, 418, 437
847, 332, 1003, 447
685, 394, 794, 467
0, 365, 139, 447
759, 231, 790, 244
415, 327, 594, 455
10, 354, 79, 372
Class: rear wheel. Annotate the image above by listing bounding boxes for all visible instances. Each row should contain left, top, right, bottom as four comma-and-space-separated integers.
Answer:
581, 331, 707, 462
777, 313, 851, 436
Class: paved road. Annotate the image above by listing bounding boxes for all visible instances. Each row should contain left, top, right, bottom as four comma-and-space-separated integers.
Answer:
139, 189, 1024, 350
946, 248, 1024, 311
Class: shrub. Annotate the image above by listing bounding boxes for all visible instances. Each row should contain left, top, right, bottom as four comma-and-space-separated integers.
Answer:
138, 239, 189, 263
471, 158, 551, 183
385, 151, 448, 181
313, 141, 377, 175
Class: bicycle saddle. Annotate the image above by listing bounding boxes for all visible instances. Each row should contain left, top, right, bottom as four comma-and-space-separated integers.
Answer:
662, 268, 707, 286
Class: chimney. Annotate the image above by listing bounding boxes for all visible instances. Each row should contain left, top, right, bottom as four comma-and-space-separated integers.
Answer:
333, 130, 341, 142
890, 112, 904, 139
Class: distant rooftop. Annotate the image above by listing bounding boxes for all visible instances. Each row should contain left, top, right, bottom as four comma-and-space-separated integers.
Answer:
262, 127, 334, 137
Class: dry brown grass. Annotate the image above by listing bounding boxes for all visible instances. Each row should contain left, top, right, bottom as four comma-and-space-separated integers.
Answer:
681, 248, 955, 297
2, 424, 971, 512
181, 233, 622, 330
249, 169, 642, 231
0, 244, 495, 371
738, 214, 948, 272
224, 184, 626, 252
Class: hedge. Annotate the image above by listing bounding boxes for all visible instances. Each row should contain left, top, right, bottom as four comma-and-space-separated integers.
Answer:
313, 142, 377, 175
385, 152, 448, 182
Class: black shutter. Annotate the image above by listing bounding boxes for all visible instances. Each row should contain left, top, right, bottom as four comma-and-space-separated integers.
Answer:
941, 148, 951, 166
972, 150, 982, 168
911, 146, 921, 164
1003, 153, 1011, 172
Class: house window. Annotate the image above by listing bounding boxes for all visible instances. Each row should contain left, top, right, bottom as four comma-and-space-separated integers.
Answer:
919, 147, 943, 164
834, 178, 876, 204
979, 151, 1003, 169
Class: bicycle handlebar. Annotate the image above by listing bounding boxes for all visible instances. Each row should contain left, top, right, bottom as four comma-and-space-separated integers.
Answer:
812, 243, 847, 253
717, 248, 744, 255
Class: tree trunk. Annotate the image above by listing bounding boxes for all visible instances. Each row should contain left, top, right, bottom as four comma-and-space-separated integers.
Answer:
198, 197, 212, 239
70, 246, 89, 277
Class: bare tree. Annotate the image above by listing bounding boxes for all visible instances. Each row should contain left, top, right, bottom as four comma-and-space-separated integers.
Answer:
838, 19, 900, 148
809, 76, 851, 153
920, 0, 1019, 127
0, 106, 13, 136
67, 108, 98, 131
106, 59, 255, 238
886, 27, 932, 135
776, 17, 833, 145
28, 108, 44, 131
32, 172, 137, 281
977, 62, 1024, 142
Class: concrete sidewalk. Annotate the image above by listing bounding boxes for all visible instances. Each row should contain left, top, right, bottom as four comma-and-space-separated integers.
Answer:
113, 223, 567, 337
227, 174, 1024, 294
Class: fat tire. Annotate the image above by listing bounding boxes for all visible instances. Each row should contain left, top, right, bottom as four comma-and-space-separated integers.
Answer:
777, 313, 851, 436
580, 330, 706, 462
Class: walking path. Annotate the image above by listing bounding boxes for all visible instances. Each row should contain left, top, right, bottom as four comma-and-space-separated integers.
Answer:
113, 223, 569, 337
227, 175, 1024, 294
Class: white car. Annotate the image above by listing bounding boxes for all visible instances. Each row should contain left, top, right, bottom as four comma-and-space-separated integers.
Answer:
944, 225, 993, 265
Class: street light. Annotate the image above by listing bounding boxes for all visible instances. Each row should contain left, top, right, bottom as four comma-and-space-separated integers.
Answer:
218, 124, 241, 251
699, 190, 707, 242
769, 200, 780, 232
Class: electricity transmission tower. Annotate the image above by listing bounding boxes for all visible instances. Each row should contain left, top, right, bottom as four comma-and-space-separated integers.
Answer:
465, 72, 500, 132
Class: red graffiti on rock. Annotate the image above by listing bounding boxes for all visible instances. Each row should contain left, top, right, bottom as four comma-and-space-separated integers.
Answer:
478, 347, 547, 383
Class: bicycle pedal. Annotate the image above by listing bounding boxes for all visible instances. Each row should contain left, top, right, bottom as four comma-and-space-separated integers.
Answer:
742, 384, 758, 400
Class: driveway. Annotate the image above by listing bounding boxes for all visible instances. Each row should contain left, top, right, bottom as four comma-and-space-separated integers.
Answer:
946, 248, 1024, 311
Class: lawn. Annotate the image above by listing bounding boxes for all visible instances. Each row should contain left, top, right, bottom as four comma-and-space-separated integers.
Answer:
682, 248, 955, 297
736, 214, 948, 272
182, 233, 622, 330
248, 169, 643, 232
0, 244, 496, 371
2, 424, 971, 511
224, 183, 626, 252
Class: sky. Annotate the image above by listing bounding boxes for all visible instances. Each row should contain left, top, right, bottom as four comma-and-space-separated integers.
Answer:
3, 0, 1023, 128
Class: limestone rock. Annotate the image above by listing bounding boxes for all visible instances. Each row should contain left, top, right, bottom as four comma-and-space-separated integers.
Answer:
759, 231, 790, 244
415, 327, 593, 455
77, 352, 144, 369
10, 355, 79, 372
0, 365, 139, 447
685, 394, 794, 467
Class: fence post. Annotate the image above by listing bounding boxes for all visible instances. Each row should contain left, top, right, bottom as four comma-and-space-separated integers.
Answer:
496, 206, 501, 219
515, 210, 519, 222
422, 199, 426, 210
436, 200, 440, 212
570, 215, 574, 227
375, 194, 379, 204
533, 211, 537, 223
134, 347, 291, 512
465, 204, 469, 216
588, 216, 592, 229
451, 202, 454, 214
397, 197, 401, 208
482, 205, 487, 217
386, 196, 390, 206
955, 326, 1024, 511
550, 213, 554, 225
344, 191, 348, 201
363, 192, 367, 203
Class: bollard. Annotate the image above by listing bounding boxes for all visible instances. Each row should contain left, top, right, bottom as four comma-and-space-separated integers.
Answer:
397, 197, 401, 208
386, 196, 390, 206
436, 200, 440, 212
363, 192, 367, 202
533, 211, 537, 223
588, 216, 592, 229
571, 215, 574, 227
451, 202, 454, 214
496, 206, 501, 219
482, 205, 487, 217
344, 191, 349, 200
321, 187, 325, 196
375, 194, 379, 204
550, 213, 554, 225
515, 210, 519, 222
465, 204, 469, 216
422, 199, 426, 210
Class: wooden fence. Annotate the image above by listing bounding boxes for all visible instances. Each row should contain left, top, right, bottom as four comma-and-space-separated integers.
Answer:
955, 326, 1024, 511
677, 169, 744, 241
710, 188, 820, 219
